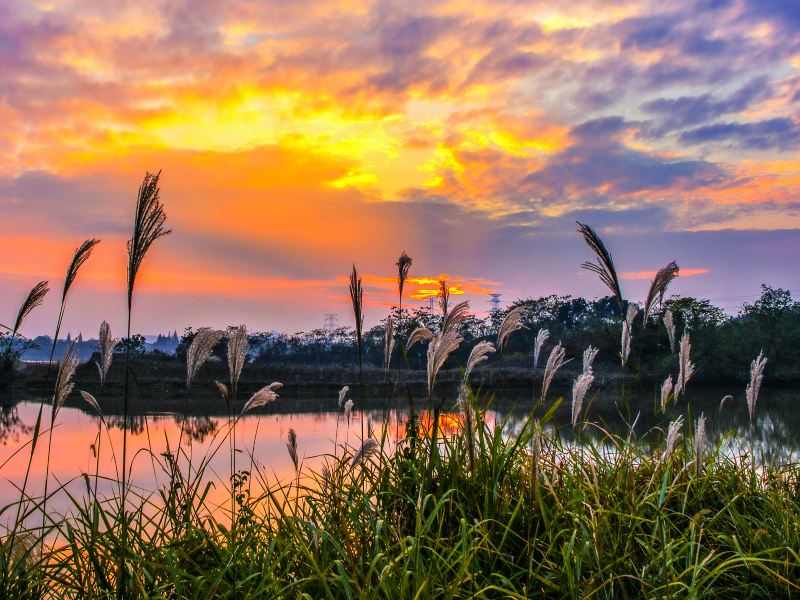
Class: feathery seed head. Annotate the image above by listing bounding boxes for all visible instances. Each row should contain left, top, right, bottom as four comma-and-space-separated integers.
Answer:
438, 278, 450, 317
338, 385, 350, 409
427, 328, 464, 397
441, 300, 470, 335
79, 390, 102, 416
643, 262, 679, 323
96, 321, 119, 388
571, 370, 594, 428
746, 350, 767, 423
406, 327, 433, 353
396, 251, 412, 301
349, 265, 363, 346
127, 171, 170, 310
694, 413, 707, 475
620, 320, 632, 366
465, 341, 495, 381
239, 383, 280, 417
541, 342, 567, 402
533, 329, 550, 370
227, 325, 249, 393
576, 221, 623, 311
660, 375, 674, 410
63, 239, 101, 304
662, 415, 683, 462
186, 327, 223, 389
663, 310, 676, 353
53, 340, 79, 418
13, 281, 49, 335
497, 306, 528, 353
675, 332, 695, 398
582, 345, 599, 375
351, 438, 379, 468
344, 398, 354, 423
286, 428, 299, 474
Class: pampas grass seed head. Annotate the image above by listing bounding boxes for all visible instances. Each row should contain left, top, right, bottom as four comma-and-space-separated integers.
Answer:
351, 437, 379, 468
338, 385, 349, 409
497, 306, 528, 353
533, 328, 549, 370
12, 280, 49, 335
186, 327, 223, 389
746, 350, 767, 423
239, 383, 281, 417
53, 339, 79, 418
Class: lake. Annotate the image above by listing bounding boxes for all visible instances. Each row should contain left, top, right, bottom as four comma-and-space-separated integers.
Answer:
2, 384, 799, 528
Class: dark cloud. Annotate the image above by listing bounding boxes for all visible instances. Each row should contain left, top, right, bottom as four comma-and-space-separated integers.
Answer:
680, 118, 800, 150
525, 133, 726, 196
641, 77, 773, 134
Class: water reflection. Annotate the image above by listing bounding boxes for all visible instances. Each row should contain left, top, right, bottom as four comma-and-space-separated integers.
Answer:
1, 386, 799, 527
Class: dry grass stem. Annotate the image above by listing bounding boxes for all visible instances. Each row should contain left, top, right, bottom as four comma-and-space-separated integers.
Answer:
383, 315, 395, 374
79, 390, 102, 416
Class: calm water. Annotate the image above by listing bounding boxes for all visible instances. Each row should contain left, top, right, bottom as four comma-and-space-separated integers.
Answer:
1, 385, 799, 527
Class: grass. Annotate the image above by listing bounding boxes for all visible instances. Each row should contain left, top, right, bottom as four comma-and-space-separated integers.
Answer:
1, 389, 799, 598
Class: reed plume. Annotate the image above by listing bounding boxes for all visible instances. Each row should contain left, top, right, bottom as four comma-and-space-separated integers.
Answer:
497, 306, 528, 353
407, 326, 433, 353
427, 328, 463, 398
351, 438, 378, 468
396, 251, 412, 303
576, 221, 623, 311
64, 239, 100, 302
344, 399, 354, 424
662, 415, 683, 462
719, 395, 733, 412
675, 332, 695, 398
465, 341, 495, 381
663, 310, 676, 353
227, 325, 249, 397
120, 171, 169, 597
643, 262, 679, 323
239, 382, 281, 417
286, 428, 299, 475
338, 385, 350, 410
441, 300, 470, 335
571, 370, 594, 428
186, 328, 223, 389
95, 321, 118, 387
52, 339, 79, 419
746, 351, 767, 424
126, 171, 170, 311
660, 375, 674, 410
79, 390, 103, 416
694, 413, 707, 475
620, 304, 638, 365
541, 342, 567, 402
383, 315, 395, 374
12, 281, 49, 337
533, 329, 549, 369
438, 278, 450, 317
214, 380, 229, 402
582, 346, 598, 374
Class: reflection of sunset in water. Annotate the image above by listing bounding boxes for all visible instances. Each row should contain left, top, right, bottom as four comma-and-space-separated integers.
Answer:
0, 402, 407, 527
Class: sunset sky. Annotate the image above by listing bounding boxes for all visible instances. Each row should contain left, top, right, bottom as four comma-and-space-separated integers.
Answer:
1, 0, 799, 336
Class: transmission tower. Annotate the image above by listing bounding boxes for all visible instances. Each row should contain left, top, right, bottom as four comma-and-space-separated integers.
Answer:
488, 293, 502, 314
323, 313, 338, 332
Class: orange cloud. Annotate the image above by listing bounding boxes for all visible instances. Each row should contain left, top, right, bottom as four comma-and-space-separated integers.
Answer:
619, 268, 710, 281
